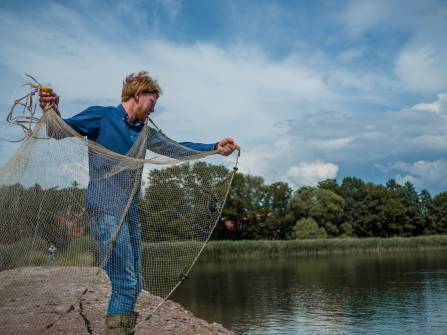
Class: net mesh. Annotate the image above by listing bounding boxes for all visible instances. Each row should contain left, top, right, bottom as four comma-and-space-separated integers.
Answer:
0, 96, 238, 333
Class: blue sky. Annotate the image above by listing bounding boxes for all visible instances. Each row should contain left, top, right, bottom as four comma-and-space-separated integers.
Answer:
0, 0, 446, 193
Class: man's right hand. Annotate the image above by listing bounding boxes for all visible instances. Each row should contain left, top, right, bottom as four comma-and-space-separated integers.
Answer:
216, 137, 240, 156
39, 89, 59, 110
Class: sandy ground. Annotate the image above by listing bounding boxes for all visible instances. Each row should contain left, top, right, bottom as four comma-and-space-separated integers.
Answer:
0, 267, 234, 335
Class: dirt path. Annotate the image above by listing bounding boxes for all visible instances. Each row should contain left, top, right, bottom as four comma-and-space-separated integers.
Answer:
0, 267, 234, 335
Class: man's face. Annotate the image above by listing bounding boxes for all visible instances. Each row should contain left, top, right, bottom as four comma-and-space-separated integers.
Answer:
135, 92, 158, 121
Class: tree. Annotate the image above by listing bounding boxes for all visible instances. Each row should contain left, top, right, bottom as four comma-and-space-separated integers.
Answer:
419, 189, 432, 215
217, 173, 267, 239
426, 192, 447, 234
140, 162, 230, 241
369, 183, 406, 237
340, 178, 409, 237
340, 178, 408, 237
386, 180, 424, 236
287, 187, 345, 237
292, 218, 327, 239
339, 222, 354, 237
255, 182, 292, 239
0, 183, 87, 249
339, 177, 369, 237
318, 179, 341, 195
419, 189, 432, 233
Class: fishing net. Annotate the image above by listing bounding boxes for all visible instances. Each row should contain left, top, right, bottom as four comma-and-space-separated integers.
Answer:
0, 79, 239, 334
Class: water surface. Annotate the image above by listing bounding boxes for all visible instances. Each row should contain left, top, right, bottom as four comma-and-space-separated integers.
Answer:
171, 250, 447, 334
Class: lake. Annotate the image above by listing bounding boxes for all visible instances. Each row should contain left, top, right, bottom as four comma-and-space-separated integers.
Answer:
172, 250, 447, 334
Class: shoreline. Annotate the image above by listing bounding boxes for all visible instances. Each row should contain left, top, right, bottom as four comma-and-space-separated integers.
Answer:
202, 235, 447, 259
3, 235, 447, 268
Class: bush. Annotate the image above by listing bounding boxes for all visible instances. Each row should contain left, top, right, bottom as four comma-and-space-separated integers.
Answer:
340, 222, 354, 237
292, 218, 327, 240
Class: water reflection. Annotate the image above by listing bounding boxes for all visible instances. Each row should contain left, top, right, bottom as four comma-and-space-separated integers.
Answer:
170, 250, 447, 334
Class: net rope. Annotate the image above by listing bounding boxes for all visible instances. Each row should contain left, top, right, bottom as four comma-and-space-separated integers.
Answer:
0, 77, 239, 334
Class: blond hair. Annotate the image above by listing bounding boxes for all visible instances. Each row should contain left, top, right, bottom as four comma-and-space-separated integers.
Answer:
121, 71, 162, 102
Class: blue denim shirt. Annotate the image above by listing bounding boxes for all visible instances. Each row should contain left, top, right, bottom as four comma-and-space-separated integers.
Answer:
64, 104, 216, 216
65, 104, 215, 154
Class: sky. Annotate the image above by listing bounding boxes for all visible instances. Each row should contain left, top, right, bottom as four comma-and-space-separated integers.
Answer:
0, 0, 446, 194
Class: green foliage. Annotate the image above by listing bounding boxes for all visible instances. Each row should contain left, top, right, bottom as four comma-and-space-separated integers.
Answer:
0, 237, 95, 270
215, 174, 292, 240
318, 179, 341, 195
419, 189, 432, 215
387, 180, 424, 235
426, 192, 447, 234
0, 238, 45, 270
339, 177, 369, 236
140, 162, 230, 242
292, 218, 327, 239
0, 183, 87, 249
338, 178, 427, 238
1, 163, 445, 244
213, 173, 446, 240
288, 187, 345, 237
364, 183, 406, 237
138, 163, 445, 241
339, 222, 354, 237
219, 173, 266, 239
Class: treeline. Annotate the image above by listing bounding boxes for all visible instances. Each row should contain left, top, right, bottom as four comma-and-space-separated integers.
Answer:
213, 174, 447, 240
1, 163, 446, 246
0, 182, 87, 249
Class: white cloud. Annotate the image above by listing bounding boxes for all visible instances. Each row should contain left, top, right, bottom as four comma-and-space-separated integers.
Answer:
0, 6, 334, 142
342, 0, 447, 94
389, 160, 447, 190
395, 45, 447, 92
287, 161, 339, 187
324, 68, 399, 103
412, 92, 447, 114
313, 136, 354, 150
0, 1, 446, 194
0, 3, 342, 187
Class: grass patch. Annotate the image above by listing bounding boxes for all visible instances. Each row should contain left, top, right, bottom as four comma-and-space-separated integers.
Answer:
0, 236, 96, 270
4, 236, 447, 269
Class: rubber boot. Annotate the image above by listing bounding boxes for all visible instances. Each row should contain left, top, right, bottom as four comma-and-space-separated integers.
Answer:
125, 313, 138, 335
105, 313, 138, 335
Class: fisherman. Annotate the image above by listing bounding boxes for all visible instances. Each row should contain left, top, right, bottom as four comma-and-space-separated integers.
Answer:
39, 71, 239, 334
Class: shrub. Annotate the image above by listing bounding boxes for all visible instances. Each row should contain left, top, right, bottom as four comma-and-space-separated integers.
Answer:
292, 218, 327, 240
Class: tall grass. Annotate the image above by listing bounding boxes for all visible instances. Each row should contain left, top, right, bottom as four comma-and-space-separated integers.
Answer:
0, 236, 96, 270
202, 235, 447, 259
3, 236, 447, 269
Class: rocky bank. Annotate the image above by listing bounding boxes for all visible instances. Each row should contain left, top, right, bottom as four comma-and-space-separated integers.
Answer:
0, 267, 234, 335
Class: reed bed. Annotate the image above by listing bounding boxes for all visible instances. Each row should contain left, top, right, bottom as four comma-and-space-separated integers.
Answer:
201, 235, 447, 259
3, 236, 447, 269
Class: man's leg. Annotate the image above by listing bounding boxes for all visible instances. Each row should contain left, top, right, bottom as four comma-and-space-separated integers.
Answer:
128, 214, 143, 300
90, 215, 140, 324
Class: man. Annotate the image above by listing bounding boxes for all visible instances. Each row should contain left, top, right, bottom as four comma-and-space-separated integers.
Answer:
39, 71, 239, 334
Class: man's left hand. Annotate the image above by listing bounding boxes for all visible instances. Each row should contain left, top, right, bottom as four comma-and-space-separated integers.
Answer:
216, 138, 240, 156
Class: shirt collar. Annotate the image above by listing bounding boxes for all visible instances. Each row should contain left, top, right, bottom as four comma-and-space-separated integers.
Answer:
117, 104, 127, 117
117, 104, 145, 129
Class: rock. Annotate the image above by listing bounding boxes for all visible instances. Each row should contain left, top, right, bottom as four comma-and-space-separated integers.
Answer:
0, 267, 234, 335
